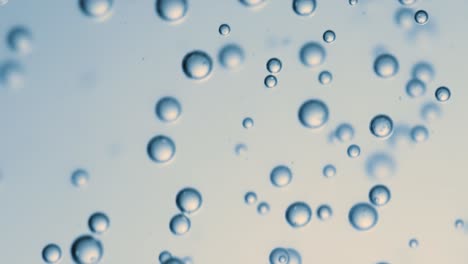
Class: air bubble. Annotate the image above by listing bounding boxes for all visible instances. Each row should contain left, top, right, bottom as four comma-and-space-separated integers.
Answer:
366, 152, 396, 180
318, 70, 332, 85
292, 0, 317, 16
267, 58, 282, 73
257, 202, 270, 215
219, 24, 231, 36
176, 187, 202, 214
370, 114, 394, 139
421, 102, 441, 122
298, 99, 329, 129
159, 251, 172, 263
317, 205, 333, 221
455, 219, 465, 230
42, 244, 62, 264
414, 10, 428, 25
218, 44, 245, 70
88, 212, 110, 234
399, 0, 416, 5
285, 202, 312, 228
156, 0, 188, 22
322, 164, 336, 178
335, 123, 355, 142
270, 165, 293, 188
169, 214, 191, 235
349, 0, 358, 6
369, 185, 391, 206
235, 143, 248, 156
239, 0, 265, 8
7, 26, 33, 55
409, 238, 419, 248
156, 97, 182, 123
147, 135, 176, 163
412, 62, 434, 83
71, 169, 90, 188
347, 144, 361, 158
410, 125, 429, 143
269, 248, 290, 264
0, 61, 25, 91
322, 30, 336, 43
71, 235, 103, 264
405, 79, 426, 98
243, 117, 254, 129
182, 51, 213, 80
299, 42, 326, 68
435, 86, 451, 102
374, 54, 399, 78
244, 191, 257, 205
79, 0, 113, 18
264, 75, 278, 88
348, 203, 378, 231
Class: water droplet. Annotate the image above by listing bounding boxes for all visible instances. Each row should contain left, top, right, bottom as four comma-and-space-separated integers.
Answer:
414, 10, 428, 25
218, 23, 231, 36
347, 144, 361, 158
218, 44, 245, 70
0, 61, 25, 91
79, 0, 113, 18
7, 26, 33, 55
409, 238, 419, 248
269, 248, 290, 264
405, 79, 426, 98
176, 187, 202, 214
270, 165, 293, 188
369, 185, 391, 206
156, 97, 182, 123
159, 251, 172, 263
242, 117, 254, 129
169, 214, 191, 235
370, 114, 394, 139
410, 125, 429, 143
264, 75, 278, 88
156, 0, 188, 22
42, 244, 62, 264
455, 219, 465, 230
317, 205, 333, 221
298, 99, 329, 129
318, 70, 332, 85
348, 203, 378, 231
399, 0, 416, 5
182, 51, 213, 80
239, 0, 265, 8
348, 0, 358, 6
292, 0, 316, 16
366, 152, 396, 180
235, 143, 248, 156
266, 58, 282, 73
335, 123, 355, 142
244, 191, 258, 205
285, 202, 312, 228
435, 86, 451, 102
412, 62, 434, 83
71, 235, 103, 264
322, 164, 336, 178
421, 102, 441, 122
71, 169, 90, 188
299, 42, 326, 68
88, 212, 110, 234
374, 54, 399, 78
147, 135, 176, 163
257, 202, 270, 215
322, 30, 336, 43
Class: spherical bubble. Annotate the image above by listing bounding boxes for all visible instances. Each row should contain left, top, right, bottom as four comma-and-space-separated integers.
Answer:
348, 0, 358, 6
374, 54, 399, 78
257, 202, 270, 215
79, 0, 113, 18
269, 248, 290, 264
395, 8, 415, 29
292, 0, 316, 16
243, 117, 254, 129
347, 144, 361, 158
0, 61, 25, 91
421, 102, 441, 122
318, 70, 332, 85
348, 203, 378, 231
405, 79, 426, 98
176, 187, 202, 214
317, 204, 333, 221
298, 99, 329, 129
322, 164, 336, 178
267, 58, 282, 73
335, 123, 355, 142
169, 214, 191, 235
71, 235, 103, 264
7, 26, 33, 55
42, 244, 62, 263
264, 75, 278, 88
286, 248, 302, 264
239, 0, 265, 8
399, 0, 416, 5
218, 44, 245, 70
412, 62, 435, 83
182, 51, 213, 80
71, 169, 90, 188
455, 219, 465, 230
159, 251, 172, 263
299, 42, 326, 68
88, 212, 110, 234
244, 191, 257, 205
366, 152, 396, 180
410, 125, 429, 143
370, 114, 394, 139
270, 165, 293, 187
156, 0, 188, 22
156, 97, 182, 123
435, 86, 451, 102
414, 10, 428, 25
235, 143, 248, 156
219, 24, 231, 36
409, 238, 419, 248
285, 202, 312, 228
322, 30, 336, 43
147, 135, 176, 163
369, 185, 391, 206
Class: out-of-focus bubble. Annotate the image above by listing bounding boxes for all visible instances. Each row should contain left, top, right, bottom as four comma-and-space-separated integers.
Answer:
435, 86, 451, 102
264, 75, 278, 88
348, 0, 358, 6
270, 165, 293, 188
156, 97, 182, 123
182, 51, 213, 80
410, 125, 429, 143
244, 191, 257, 205
269, 248, 289, 264
176, 187, 203, 214
257, 202, 270, 215
286, 248, 302, 264
235, 143, 248, 156
317, 204, 333, 221
159, 251, 172, 263
366, 152, 396, 180
0, 0, 8, 6
42, 244, 62, 264
285, 202, 312, 228
88, 212, 110, 234
71, 169, 90, 188
299, 42, 326, 68
374, 54, 399, 78
71, 235, 103, 264
347, 144, 361, 158
0, 61, 25, 91
405, 79, 426, 98
147, 135, 176, 163
335, 123, 355, 142
267, 58, 282, 73
239, 0, 265, 8
163, 257, 185, 264
455, 219, 465, 230
322, 164, 336, 178
7, 26, 33, 55
322, 30, 336, 43
242, 117, 254, 129
169, 214, 191, 235
79, 0, 113, 19
421, 102, 442, 122
348, 203, 378, 231
318, 70, 332, 85
369, 185, 391, 206
412, 62, 435, 83
218, 43, 245, 70
370, 114, 394, 139
219, 24, 231, 36
395, 8, 415, 30
156, 0, 188, 22
298, 99, 329, 129
414, 10, 428, 25
292, 0, 317, 16
399, 0, 416, 5
409, 238, 419, 248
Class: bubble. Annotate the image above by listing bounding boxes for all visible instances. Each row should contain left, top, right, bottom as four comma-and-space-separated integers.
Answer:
318, 70, 332, 85
335, 123, 355, 142
155, 0, 188, 22
270, 165, 293, 188
399, 0, 416, 5
42, 244, 62, 263
147, 135, 176, 163
414, 10, 428, 25
235, 143, 248, 156
412, 62, 435, 83
71, 235, 103, 264
79, 0, 113, 18
159, 251, 172, 263
71, 169, 90, 188
405, 79, 426, 98
395, 8, 415, 29
0, 0, 7, 6
169, 214, 191, 235
348, 203, 378, 231
409, 238, 419, 248
257, 202, 270, 215
369, 185, 391, 206
410, 125, 429, 143
347, 144, 361, 158
182, 51, 213, 80
298, 99, 329, 129
243, 117, 254, 129
317, 205, 333, 221
292, 0, 316, 16
322, 30, 336, 43
239, 0, 265, 8
156, 97, 182, 123
0, 61, 25, 91
176, 187, 202, 214
7, 26, 33, 55
435, 86, 451, 102
218, 44, 245, 70
285, 202, 312, 228
348, 0, 358, 6
219, 24, 231, 36
88, 212, 110, 234
299, 42, 326, 68
374, 54, 399, 78
286, 249, 302, 264
455, 219, 465, 230
269, 248, 290, 264
244, 191, 258, 205
322, 164, 336, 178
264, 75, 278, 88
163, 257, 185, 264
267, 58, 282, 73
421, 102, 441, 122
370, 114, 394, 139
366, 152, 396, 180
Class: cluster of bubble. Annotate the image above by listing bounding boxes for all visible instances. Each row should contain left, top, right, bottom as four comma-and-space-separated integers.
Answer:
158, 250, 191, 264
269, 247, 302, 264
264, 58, 282, 88
169, 187, 203, 236
244, 190, 271, 215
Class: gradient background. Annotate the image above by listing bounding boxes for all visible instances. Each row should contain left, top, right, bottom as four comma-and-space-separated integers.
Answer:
0, 0, 467, 263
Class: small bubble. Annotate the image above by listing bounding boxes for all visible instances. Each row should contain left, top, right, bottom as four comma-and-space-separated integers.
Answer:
147, 135, 176, 163
414, 10, 428, 25
88, 212, 110, 234
455, 219, 465, 230
370, 114, 394, 139
435, 86, 451, 102
348, 0, 358, 6
292, 0, 317, 16
395, 8, 415, 29
322, 164, 336, 178
286, 202, 312, 228
71, 169, 90, 188
412, 62, 435, 83
7, 26, 33, 55
156, 0, 188, 22
0, 0, 8, 6
169, 214, 191, 235
218, 44, 245, 70
176, 187, 202, 214
347, 144, 361, 158
182, 50, 213, 80
269, 248, 290, 264
257, 202, 270, 215
374, 54, 399, 78
235, 143, 248, 156
244, 191, 258, 205
270, 165, 293, 188
298, 99, 329, 129
156, 97, 182, 123
348, 203, 378, 231
335, 123, 355, 142
79, 0, 113, 18
42, 244, 62, 264
317, 204, 333, 221
71, 235, 103, 264
318, 70, 332, 85
409, 238, 419, 248
366, 152, 396, 180
159, 251, 172, 263
410, 125, 429, 143
242, 117, 254, 129
369, 185, 391, 206
163, 257, 184, 264
239, 0, 265, 8
299, 42, 326, 68
0, 61, 25, 91
421, 102, 441, 122
399, 0, 416, 5
266, 58, 282, 73
218, 24, 231, 36
322, 30, 336, 43
405, 79, 426, 98
264, 75, 278, 88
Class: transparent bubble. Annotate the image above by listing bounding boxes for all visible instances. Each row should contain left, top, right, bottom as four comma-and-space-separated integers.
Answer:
42, 244, 62, 264
235, 143, 248, 156
409, 238, 419, 248
163, 257, 185, 264
159, 251, 172, 263
239, 0, 265, 8
412, 62, 435, 83
176, 187, 202, 214
374, 54, 399, 78
219, 24, 231, 36
366, 152, 396, 180
242, 117, 254, 129
399, 0, 416, 5
285, 202, 312, 228
322, 30, 336, 43
317, 204, 333, 221
156, 97, 182, 123
269, 248, 290, 264
156, 0, 188, 22
88, 212, 110, 234
348, 203, 378, 231
395, 8, 415, 30
435, 86, 451, 102
169, 214, 191, 235
335, 123, 355, 142
369, 185, 391, 206
270, 165, 293, 187
421, 102, 441, 122
264, 75, 278, 88
370, 114, 394, 139
318, 70, 332, 85
218, 44, 245, 70
267, 58, 282, 73
292, 0, 316, 16
71, 169, 90, 188
298, 99, 329, 129
257, 202, 270, 215
322, 164, 336, 178
286, 249, 302, 264
410, 125, 429, 143
347, 144, 361, 158
299, 42, 326, 68
0, 0, 7, 6
348, 0, 358, 6
244, 191, 257, 205
414, 10, 428, 25
7, 26, 33, 55
71, 235, 103, 264
147, 135, 176, 163
182, 51, 213, 80
79, 0, 113, 18
0, 61, 25, 91
405, 79, 426, 98
455, 219, 465, 230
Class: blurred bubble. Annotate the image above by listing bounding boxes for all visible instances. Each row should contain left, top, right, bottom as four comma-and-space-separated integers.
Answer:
267, 58, 282, 73
399, 0, 416, 5
395, 8, 415, 30
79, 0, 113, 19
269, 248, 290, 264
219, 24, 231, 36
286, 248, 302, 264
270, 165, 293, 188
414, 10, 428, 25
322, 164, 336, 178
218, 43, 245, 70
410, 125, 429, 143
264, 75, 278, 88
348, 203, 378, 231
455, 219, 465, 230
348, 0, 358, 6
71, 235, 103, 264
322, 30, 336, 43
244, 191, 258, 205
147, 135, 176, 163
317, 204, 333, 221
159, 251, 172, 263
71, 169, 90, 188
169, 214, 191, 235
257, 202, 270, 215
292, 0, 316, 16
285, 202, 312, 228
405, 79, 426, 98
235, 143, 248, 156
299, 42, 326, 68
318, 70, 332, 85
176, 187, 202, 214
163, 257, 185, 264
243, 117, 254, 129
435, 86, 451, 102
239, 0, 265, 8
421, 102, 442, 122
156, 97, 182, 123
182, 51, 213, 80
42, 244, 62, 264
347, 144, 361, 158
7, 26, 33, 55
88, 212, 110, 234
374, 54, 399, 78
298, 99, 329, 129
366, 152, 396, 180
335, 123, 355, 142
409, 238, 419, 248
0, 0, 7, 6
412, 62, 435, 83
369, 185, 391, 206
0, 61, 25, 91
156, 0, 188, 22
